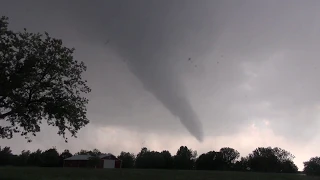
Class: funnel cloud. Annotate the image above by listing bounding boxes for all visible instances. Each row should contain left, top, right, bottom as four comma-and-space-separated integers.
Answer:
105, 1, 221, 141
126, 56, 204, 142
97, 0, 229, 141
102, 0, 233, 141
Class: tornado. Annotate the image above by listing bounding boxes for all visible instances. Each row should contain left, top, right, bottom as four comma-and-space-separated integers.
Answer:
100, 0, 227, 141
126, 55, 204, 142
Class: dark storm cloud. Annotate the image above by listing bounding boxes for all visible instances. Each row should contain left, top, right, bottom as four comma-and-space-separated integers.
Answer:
2, 0, 320, 143
1, 0, 231, 141
4, 0, 320, 171
50, 0, 234, 141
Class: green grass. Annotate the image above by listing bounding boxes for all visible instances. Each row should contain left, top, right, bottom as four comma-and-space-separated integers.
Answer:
0, 167, 317, 180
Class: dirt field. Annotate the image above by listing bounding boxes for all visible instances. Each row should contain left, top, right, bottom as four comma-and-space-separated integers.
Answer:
0, 167, 317, 180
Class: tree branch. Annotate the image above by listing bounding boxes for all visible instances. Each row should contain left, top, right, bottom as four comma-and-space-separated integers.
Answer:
26, 60, 53, 106
0, 110, 14, 119
0, 96, 8, 108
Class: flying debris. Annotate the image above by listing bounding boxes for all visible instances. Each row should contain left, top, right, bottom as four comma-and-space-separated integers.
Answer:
188, 57, 198, 67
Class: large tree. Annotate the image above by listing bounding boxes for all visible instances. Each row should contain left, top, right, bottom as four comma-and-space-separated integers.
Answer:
195, 147, 240, 171
135, 147, 168, 169
247, 147, 297, 173
219, 147, 240, 169
0, 146, 13, 166
304, 157, 320, 176
173, 146, 197, 170
41, 148, 60, 167
0, 16, 91, 141
161, 150, 173, 169
195, 151, 223, 170
28, 149, 43, 166
117, 151, 135, 168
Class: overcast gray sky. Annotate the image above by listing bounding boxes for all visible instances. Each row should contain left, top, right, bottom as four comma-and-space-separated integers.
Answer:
1, 0, 320, 170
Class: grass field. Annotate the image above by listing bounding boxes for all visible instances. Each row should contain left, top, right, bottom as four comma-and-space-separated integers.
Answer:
0, 167, 318, 180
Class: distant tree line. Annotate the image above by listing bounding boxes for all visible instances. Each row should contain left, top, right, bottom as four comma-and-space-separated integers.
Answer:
0, 145, 319, 176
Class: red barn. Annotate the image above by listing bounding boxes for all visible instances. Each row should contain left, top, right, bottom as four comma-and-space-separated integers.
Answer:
64, 153, 121, 169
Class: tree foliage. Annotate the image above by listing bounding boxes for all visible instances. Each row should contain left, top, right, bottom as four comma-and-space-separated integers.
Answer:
75, 149, 89, 155
233, 157, 250, 171
195, 147, 240, 171
75, 149, 101, 156
304, 157, 320, 176
196, 151, 224, 170
0, 146, 12, 166
41, 148, 60, 167
59, 149, 72, 166
247, 147, 297, 173
219, 147, 240, 165
28, 149, 43, 166
135, 147, 166, 169
0, 16, 91, 141
161, 150, 173, 169
117, 151, 135, 168
173, 146, 197, 169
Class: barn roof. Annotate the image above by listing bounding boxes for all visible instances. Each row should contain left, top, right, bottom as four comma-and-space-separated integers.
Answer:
64, 155, 91, 160
64, 153, 118, 160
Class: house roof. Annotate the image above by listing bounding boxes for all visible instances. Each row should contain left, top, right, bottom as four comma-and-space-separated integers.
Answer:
64, 155, 91, 160
64, 153, 117, 160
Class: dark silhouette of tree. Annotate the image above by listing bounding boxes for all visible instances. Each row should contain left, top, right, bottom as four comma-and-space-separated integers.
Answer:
135, 147, 166, 169
135, 147, 149, 168
161, 150, 173, 169
74, 149, 101, 156
117, 151, 135, 168
59, 149, 72, 167
75, 149, 89, 155
219, 147, 240, 170
28, 149, 43, 166
195, 148, 240, 171
0, 144, 303, 173
247, 147, 297, 173
88, 149, 101, 156
280, 159, 298, 173
304, 157, 320, 176
0, 146, 12, 166
41, 148, 60, 167
0, 16, 91, 141
196, 151, 223, 170
248, 147, 279, 172
233, 157, 249, 171
173, 146, 197, 170
13, 150, 31, 166
219, 148, 240, 163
